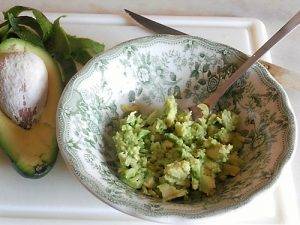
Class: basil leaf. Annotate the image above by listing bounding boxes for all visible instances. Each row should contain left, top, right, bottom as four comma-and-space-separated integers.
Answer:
17, 16, 43, 37
46, 16, 70, 56
68, 35, 105, 55
0, 21, 8, 28
3, 7, 53, 41
32, 10, 52, 41
0, 22, 10, 39
7, 13, 19, 30
71, 48, 93, 64
3, 6, 32, 19
68, 35, 104, 65
6, 13, 43, 48
55, 54, 77, 84
45, 17, 77, 83
12, 26, 44, 48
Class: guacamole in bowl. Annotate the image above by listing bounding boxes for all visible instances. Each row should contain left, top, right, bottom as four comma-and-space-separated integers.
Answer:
114, 96, 244, 201
57, 35, 296, 222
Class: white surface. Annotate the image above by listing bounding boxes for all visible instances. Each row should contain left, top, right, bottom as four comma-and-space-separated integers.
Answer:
1, 1, 300, 215
0, 13, 298, 225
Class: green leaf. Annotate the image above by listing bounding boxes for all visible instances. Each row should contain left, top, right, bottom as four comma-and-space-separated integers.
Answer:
3, 7, 53, 42
0, 22, 10, 39
32, 9, 52, 41
46, 16, 70, 56
7, 13, 19, 29
68, 35, 104, 65
68, 35, 104, 55
0, 21, 9, 29
7, 13, 44, 48
1, 28, 14, 41
61, 59, 77, 83
44, 17, 77, 83
16, 16, 43, 37
3, 6, 32, 19
71, 48, 92, 64
12, 26, 44, 48
56, 55, 77, 83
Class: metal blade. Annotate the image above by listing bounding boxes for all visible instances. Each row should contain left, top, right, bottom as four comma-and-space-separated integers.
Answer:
124, 9, 186, 35
124, 9, 300, 92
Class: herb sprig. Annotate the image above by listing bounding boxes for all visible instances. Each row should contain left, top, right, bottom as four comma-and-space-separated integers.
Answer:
0, 6, 105, 84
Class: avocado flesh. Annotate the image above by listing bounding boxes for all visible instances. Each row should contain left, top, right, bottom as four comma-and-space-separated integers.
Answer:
0, 38, 63, 178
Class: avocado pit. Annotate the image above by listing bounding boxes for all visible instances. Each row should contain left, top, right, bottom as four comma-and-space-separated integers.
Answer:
0, 51, 48, 129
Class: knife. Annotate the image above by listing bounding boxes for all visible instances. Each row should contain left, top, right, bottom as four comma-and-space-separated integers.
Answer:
124, 9, 300, 91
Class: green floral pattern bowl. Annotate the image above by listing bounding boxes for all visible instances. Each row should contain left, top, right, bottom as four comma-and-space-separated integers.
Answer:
56, 35, 296, 222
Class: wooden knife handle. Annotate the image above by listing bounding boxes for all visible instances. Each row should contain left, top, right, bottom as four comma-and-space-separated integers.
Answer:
259, 60, 300, 91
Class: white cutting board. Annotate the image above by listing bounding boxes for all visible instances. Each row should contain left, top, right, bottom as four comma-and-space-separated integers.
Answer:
0, 13, 298, 225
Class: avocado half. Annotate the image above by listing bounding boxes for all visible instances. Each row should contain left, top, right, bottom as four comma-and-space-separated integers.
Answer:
0, 38, 63, 178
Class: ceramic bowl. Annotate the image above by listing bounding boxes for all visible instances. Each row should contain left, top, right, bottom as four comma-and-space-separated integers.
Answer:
56, 35, 296, 222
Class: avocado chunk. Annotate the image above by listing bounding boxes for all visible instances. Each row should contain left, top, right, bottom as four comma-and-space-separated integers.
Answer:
0, 38, 62, 178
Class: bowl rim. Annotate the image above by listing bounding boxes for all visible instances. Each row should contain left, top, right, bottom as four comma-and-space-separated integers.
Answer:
56, 34, 297, 222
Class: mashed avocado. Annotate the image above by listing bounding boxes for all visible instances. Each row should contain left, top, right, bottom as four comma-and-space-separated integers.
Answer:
113, 96, 244, 201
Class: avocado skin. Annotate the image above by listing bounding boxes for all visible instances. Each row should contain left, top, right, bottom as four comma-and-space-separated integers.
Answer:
0, 38, 63, 178
12, 151, 57, 179
0, 136, 59, 178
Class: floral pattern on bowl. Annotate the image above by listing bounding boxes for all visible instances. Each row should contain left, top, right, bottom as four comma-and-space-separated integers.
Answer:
56, 35, 296, 222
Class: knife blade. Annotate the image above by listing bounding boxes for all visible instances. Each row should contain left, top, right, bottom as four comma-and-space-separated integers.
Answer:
124, 9, 300, 91
124, 9, 186, 35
